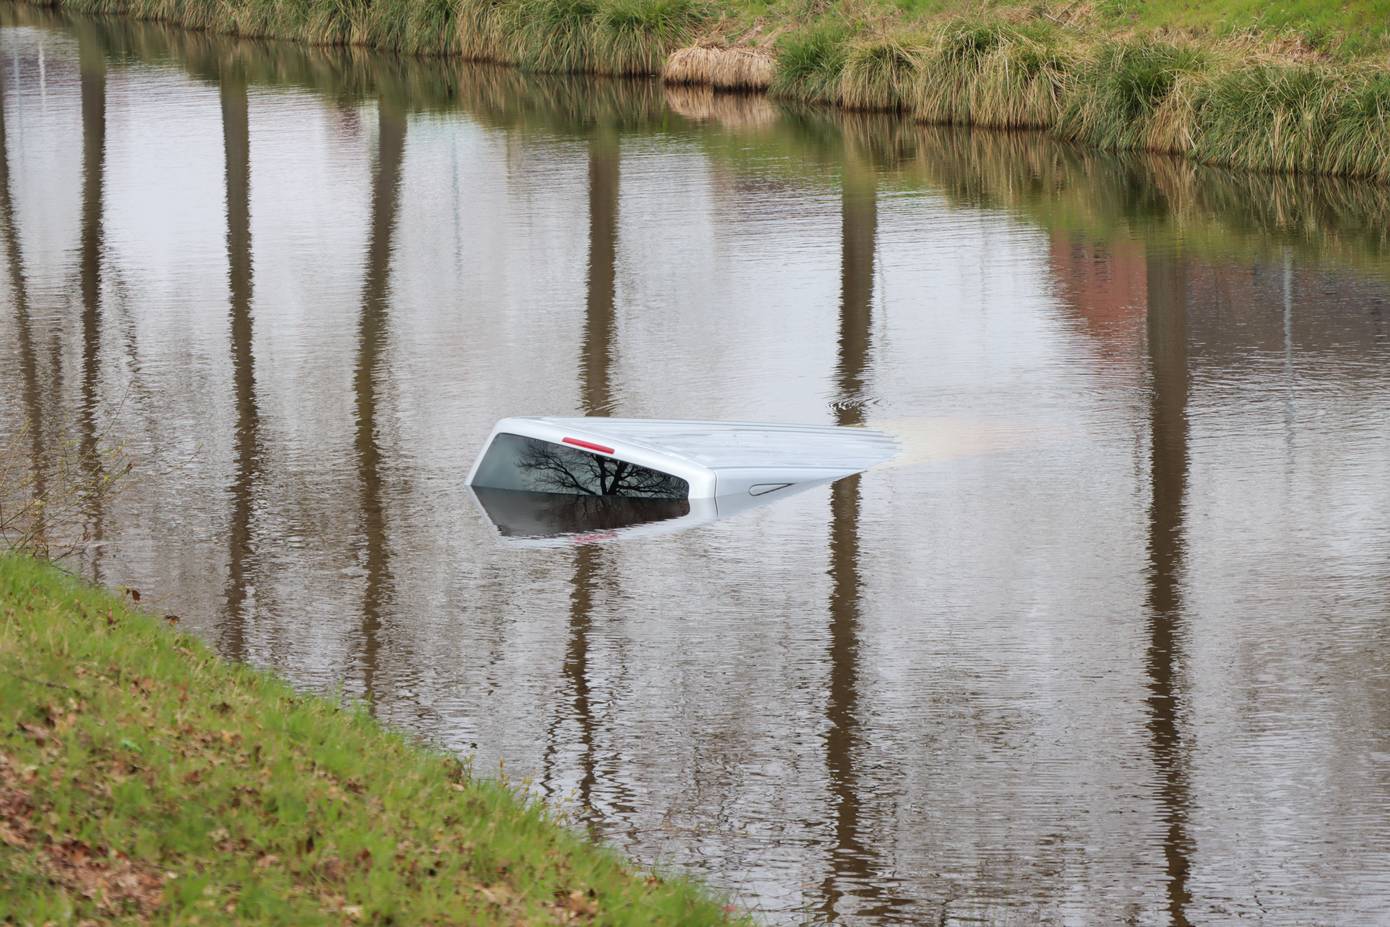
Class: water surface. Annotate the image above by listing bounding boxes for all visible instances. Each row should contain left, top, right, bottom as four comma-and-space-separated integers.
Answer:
3, 8, 1390, 924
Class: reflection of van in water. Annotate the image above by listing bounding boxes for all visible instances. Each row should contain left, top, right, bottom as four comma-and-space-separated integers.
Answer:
466, 417, 897, 544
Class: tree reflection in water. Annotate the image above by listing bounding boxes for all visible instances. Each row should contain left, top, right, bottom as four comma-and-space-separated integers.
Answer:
517, 440, 686, 498
76, 21, 107, 578
474, 432, 689, 501
0, 60, 46, 539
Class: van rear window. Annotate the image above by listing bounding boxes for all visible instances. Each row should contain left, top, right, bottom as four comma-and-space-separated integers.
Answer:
471, 433, 690, 500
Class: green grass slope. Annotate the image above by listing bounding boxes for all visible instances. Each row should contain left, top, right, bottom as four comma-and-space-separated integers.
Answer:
0, 553, 740, 926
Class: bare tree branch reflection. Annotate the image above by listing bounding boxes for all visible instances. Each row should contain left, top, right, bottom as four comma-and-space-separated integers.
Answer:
516, 441, 685, 498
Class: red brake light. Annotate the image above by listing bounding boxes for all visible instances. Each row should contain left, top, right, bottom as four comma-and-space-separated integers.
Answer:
563, 437, 615, 455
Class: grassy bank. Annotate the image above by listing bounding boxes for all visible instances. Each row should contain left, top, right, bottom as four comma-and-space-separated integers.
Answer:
0, 553, 739, 924
763, 15, 1390, 182
41, 0, 711, 72
22, 0, 1390, 182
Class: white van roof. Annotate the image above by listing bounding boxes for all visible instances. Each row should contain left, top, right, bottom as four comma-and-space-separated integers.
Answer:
467, 416, 898, 501
526, 417, 897, 472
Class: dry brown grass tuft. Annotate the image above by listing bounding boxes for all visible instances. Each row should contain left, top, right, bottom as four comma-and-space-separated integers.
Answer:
663, 43, 775, 89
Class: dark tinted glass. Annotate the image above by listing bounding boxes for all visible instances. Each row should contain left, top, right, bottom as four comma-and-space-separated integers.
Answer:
471, 433, 690, 499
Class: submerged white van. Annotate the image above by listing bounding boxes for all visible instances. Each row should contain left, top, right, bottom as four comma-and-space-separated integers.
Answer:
466, 417, 897, 544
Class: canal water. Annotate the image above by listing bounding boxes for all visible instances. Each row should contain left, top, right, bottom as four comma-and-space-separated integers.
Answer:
3, 7, 1390, 924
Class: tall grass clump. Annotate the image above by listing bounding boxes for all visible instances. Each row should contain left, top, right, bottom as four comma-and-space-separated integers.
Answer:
204, 0, 284, 39
596, 0, 708, 75
304, 0, 369, 46
361, 0, 415, 52
771, 23, 852, 103
1060, 40, 1208, 151
457, 0, 705, 73
964, 24, 1076, 128
913, 20, 1013, 124
1187, 63, 1341, 174
839, 34, 922, 111
367, 0, 460, 55
510, 0, 601, 72
1323, 71, 1390, 182
1143, 64, 1210, 155
1181, 61, 1390, 181
456, 0, 510, 60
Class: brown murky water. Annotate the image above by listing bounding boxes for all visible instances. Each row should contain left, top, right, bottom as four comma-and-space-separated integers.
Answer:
3, 7, 1390, 924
